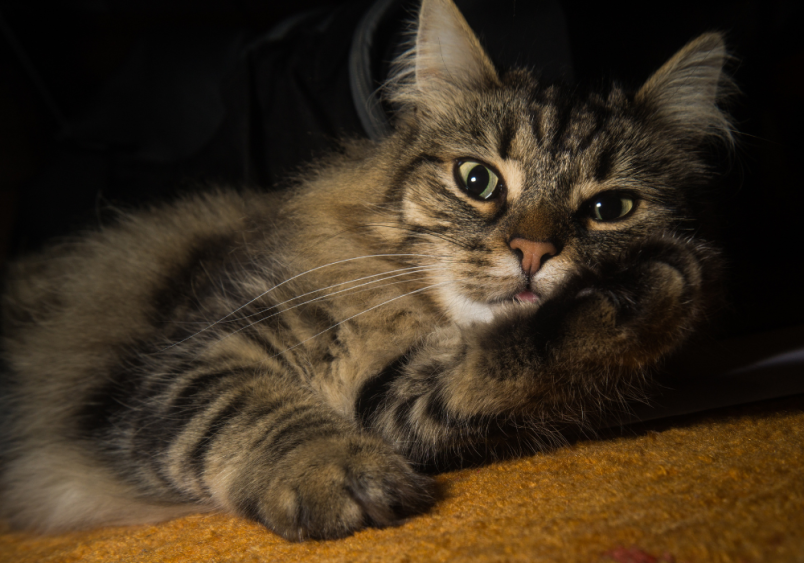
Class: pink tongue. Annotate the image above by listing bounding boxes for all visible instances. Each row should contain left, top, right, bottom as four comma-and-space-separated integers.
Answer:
515, 290, 538, 303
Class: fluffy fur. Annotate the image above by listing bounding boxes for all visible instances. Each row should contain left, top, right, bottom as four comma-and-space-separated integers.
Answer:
0, 0, 732, 541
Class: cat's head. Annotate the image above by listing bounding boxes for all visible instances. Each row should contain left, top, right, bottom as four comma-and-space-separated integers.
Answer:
378, 0, 733, 325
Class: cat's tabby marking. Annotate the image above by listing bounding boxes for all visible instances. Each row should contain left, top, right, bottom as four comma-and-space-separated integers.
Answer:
0, 0, 732, 541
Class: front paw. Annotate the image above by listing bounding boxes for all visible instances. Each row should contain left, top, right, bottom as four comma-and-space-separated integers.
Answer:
233, 434, 434, 540
544, 237, 714, 366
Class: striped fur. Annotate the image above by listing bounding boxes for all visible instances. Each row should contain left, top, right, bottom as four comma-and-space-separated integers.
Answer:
0, 0, 732, 540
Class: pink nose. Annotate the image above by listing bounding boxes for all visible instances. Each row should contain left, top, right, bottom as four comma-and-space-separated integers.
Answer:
509, 238, 558, 277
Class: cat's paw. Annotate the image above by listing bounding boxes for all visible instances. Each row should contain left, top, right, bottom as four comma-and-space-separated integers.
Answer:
544, 236, 712, 366
236, 434, 434, 540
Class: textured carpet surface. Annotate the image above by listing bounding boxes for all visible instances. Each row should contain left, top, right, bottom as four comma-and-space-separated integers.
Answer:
1, 396, 803, 563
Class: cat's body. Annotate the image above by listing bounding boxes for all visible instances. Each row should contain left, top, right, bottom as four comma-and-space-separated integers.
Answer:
0, 0, 732, 541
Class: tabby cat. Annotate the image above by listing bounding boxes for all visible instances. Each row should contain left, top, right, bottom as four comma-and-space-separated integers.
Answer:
0, 0, 732, 541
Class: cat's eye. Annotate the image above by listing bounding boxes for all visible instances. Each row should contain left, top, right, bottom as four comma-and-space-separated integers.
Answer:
455, 161, 501, 200
588, 192, 636, 222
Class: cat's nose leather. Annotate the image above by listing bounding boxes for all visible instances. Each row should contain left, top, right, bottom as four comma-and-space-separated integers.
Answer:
509, 238, 557, 277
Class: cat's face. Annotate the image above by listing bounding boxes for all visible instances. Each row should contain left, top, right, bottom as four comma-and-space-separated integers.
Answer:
382, 0, 731, 325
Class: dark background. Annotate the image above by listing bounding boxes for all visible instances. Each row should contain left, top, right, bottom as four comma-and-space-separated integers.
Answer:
1, 0, 802, 338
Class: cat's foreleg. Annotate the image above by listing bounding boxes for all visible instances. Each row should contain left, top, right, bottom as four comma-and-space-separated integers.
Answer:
154, 368, 433, 540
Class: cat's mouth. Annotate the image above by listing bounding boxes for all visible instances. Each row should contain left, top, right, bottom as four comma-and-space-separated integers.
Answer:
441, 284, 544, 325
514, 290, 539, 303
488, 288, 541, 305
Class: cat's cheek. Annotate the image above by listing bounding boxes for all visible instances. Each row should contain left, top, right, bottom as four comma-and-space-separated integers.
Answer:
400, 194, 441, 232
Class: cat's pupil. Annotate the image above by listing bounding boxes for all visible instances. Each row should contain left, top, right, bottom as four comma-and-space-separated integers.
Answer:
595, 198, 622, 221
467, 166, 489, 191
591, 193, 634, 222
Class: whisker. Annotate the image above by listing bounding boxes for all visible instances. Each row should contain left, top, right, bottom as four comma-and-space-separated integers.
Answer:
261, 280, 453, 360
353, 223, 476, 252
225, 268, 447, 336
161, 253, 446, 350
228, 265, 444, 323
326, 274, 438, 299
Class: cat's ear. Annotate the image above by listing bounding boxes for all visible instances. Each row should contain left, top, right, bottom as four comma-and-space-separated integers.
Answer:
636, 32, 734, 145
386, 0, 500, 108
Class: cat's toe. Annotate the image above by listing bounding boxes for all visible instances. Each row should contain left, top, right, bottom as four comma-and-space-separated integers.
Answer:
240, 434, 434, 540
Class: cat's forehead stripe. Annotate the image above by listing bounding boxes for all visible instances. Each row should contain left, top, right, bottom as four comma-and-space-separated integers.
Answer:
524, 89, 619, 156
593, 145, 615, 182
497, 117, 517, 161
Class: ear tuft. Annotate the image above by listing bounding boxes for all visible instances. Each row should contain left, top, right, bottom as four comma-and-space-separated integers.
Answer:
385, 0, 499, 109
636, 32, 735, 146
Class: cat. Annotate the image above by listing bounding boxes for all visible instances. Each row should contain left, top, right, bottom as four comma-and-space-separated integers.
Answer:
0, 0, 733, 541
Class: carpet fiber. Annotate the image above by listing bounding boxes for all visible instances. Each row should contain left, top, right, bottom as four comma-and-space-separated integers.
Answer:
2, 396, 803, 563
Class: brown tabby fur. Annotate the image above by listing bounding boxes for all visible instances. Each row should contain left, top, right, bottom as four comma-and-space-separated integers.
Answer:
0, 0, 733, 541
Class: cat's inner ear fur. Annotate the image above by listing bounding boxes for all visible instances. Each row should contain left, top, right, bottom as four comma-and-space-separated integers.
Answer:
636, 32, 735, 146
386, 0, 500, 109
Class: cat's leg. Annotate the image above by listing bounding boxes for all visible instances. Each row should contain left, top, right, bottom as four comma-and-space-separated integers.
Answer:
362, 236, 714, 460
145, 366, 433, 540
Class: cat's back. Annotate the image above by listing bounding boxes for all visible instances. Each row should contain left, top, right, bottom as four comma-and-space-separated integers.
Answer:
1, 189, 282, 388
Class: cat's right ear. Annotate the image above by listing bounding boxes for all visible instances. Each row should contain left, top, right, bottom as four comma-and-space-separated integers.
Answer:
636, 32, 735, 147
386, 0, 500, 110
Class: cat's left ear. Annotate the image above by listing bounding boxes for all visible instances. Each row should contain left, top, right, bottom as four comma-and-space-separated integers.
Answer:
636, 32, 734, 146
387, 0, 501, 108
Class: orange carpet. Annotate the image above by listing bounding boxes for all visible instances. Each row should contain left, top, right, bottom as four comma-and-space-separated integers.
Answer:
1, 395, 803, 563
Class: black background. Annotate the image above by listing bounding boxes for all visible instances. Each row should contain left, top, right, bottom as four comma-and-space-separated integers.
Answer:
1, 0, 802, 338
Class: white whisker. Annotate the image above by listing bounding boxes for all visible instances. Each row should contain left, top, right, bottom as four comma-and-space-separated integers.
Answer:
228, 265, 444, 323
244, 281, 452, 360
161, 253, 445, 350
224, 269, 447, 338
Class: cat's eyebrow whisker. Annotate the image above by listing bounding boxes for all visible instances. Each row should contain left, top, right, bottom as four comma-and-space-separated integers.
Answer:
260, 281, 452, 360
161, 253, 446, 350
226, 265, 445, 323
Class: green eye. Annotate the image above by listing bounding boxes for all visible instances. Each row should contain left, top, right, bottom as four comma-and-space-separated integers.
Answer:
589, 192, 636, 222
455, 161, 501, 200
